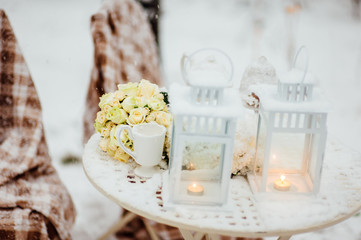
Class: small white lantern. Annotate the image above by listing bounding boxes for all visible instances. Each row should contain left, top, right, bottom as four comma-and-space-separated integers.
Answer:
165, 49, 241, 207
248, 47, 330, 195
181, 48, 233, 105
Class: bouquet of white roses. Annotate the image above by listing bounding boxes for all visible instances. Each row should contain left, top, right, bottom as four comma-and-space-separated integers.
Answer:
94, 79, 172, 163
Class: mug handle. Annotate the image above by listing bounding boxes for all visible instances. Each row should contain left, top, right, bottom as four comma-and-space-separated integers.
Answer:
116, 125, 136, 159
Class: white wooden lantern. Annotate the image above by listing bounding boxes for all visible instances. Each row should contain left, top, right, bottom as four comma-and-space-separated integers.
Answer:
248, 49, 330, 195
165, 49, 241, 207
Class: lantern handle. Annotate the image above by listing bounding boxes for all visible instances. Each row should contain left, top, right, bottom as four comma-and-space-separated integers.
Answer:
180, 48, 234, 87
181, 54, 191, 86
292, 45, 309, 83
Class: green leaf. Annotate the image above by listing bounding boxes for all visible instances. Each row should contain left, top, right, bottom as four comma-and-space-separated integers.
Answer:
61, 153, 81, 165
161, 91, 169, 105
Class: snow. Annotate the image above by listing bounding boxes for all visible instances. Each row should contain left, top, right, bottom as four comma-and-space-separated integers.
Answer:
169, 83, 243, 116
250, 84, 331, 112
278, 68, 316, 84
0, 0, 361, 239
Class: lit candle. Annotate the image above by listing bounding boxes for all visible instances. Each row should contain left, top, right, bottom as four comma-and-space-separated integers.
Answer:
189, 163, 195, 170
274, 175, 291, 191
187, 183, 204, 196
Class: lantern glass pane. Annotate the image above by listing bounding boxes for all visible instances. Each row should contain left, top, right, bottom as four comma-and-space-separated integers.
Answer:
267, 131, 316, 193
182, 141, 223, 174
254, 113, 268, 189
173, 140, 225, 205
168, 124, 176, 172
308, 133, 321, 182
269, 133, 305, 172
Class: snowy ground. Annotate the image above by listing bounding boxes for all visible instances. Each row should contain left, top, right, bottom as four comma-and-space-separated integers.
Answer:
1, 0, 360, 239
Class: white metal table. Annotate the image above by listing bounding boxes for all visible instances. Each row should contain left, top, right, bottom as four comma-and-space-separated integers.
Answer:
83, 133, 361, 240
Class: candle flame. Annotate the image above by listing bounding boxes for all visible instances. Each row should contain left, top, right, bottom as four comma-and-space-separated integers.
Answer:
192, 183, 197, 188
281, 175, 286, 183
272, 154, 276, 160
189, 163, 194, 170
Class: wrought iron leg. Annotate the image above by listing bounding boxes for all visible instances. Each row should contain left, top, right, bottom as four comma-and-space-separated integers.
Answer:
179, 229, 207, 240
143, 219, 161, 240
206, 233, 221, 240
98, 211, 137, 240
278, 235, 292, 240
179, 229, 222, 240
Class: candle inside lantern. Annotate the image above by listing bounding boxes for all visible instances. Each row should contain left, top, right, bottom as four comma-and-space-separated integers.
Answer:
189, 163, 195, 170
187, 183, 204, 196
273, 175, 291, 191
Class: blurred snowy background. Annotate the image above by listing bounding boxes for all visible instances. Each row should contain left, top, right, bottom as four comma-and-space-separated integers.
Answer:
0, 0, 360, 239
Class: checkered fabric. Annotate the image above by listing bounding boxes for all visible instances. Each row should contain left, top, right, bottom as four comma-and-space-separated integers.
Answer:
0, 9, 75, 240
83, 0, 162, 144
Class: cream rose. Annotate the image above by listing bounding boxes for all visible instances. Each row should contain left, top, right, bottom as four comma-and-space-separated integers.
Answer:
148, 97, 166, 111
155, 111, 172, 127
114, 147, 130, 162
96, 111, 107, 124
116, 125, 133, 150
119, 128, 129, 142
122, 96, 136, 113
106, 107, 128, 124
106, 121, 115, 130
94, 121, 104, 133
99, 92, 115, 109
137, 79, 159, 99
135, 96, 148, 108
145, 111, 156, 123
117, 127, 133, 149
114, 90, 126, 102
100, 122, 114, 137
109, 98, 121, 108
107, 148, 116, 158
118, 82, 138, 97
127, 107, 147, 125
154, 93, 164, 101
101, 127, 110, 137
109, 126, 120, 147
123, 139, 133, 150
99, 137, 110, 152
103, 104, 111, 113
108, 144, 118, 152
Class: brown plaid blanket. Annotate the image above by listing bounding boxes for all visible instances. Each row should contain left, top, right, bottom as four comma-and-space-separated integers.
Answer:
0, 9, 75, 240
83, 0, 162, 144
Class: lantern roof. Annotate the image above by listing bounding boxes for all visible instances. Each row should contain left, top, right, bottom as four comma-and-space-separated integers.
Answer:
249, 84, 331, 113
169, 82, 243, 117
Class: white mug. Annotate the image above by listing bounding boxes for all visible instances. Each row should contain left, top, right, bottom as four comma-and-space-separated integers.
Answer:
116, 122, 166, 178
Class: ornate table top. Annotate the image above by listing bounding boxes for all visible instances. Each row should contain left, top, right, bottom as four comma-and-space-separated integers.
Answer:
83, 133, 361, 238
